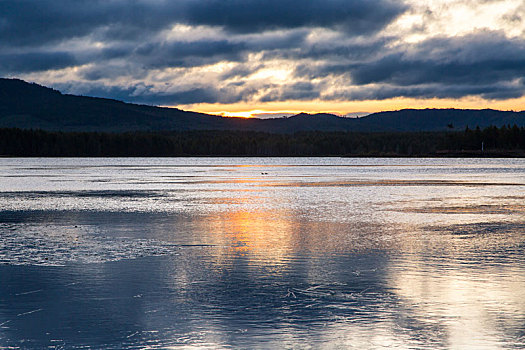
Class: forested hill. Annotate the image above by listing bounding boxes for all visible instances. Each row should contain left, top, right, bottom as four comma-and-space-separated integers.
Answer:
1, 78, 524, 132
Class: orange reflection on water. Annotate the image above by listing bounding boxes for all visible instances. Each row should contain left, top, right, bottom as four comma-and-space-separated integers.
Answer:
204, 208, 296, 262
192, 173, 298, 263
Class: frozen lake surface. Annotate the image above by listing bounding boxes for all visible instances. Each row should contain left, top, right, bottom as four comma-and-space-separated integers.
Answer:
1, 157, 524, 349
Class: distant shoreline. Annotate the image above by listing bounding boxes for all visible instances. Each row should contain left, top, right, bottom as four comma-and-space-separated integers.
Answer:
1, 126, 524, 158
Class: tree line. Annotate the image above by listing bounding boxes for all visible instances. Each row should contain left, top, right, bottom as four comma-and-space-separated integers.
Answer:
1, 125, 524, 157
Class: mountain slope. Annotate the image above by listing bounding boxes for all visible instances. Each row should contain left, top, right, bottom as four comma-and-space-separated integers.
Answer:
355, 108, 525, 132
0, 78, 229, 131
1, 78, 524, 132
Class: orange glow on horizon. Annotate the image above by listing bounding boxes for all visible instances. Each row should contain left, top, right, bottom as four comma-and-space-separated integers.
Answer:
171, 96, 525, 118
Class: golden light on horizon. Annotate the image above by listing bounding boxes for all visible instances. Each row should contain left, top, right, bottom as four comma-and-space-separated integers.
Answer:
209, 109, 302, 119
173, 95, 525, 118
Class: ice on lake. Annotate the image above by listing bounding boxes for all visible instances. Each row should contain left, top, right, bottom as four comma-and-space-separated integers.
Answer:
0, 157, 524, 349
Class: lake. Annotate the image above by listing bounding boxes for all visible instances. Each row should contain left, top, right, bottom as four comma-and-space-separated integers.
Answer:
1, 157, 524, 349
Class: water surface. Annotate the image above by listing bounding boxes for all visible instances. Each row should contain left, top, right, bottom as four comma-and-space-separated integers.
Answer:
1, 158, 524, 349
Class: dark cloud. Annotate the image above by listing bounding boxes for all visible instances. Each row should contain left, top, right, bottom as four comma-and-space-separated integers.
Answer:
219, 65, 260, 81
2, 1, 525, 104
54, 82, 152, 104
304, 38, 392, 60
352, 34, 525, 93
55, 82, 255, 105
325, 82, 524, 101
87, 29, 310, 71
182, 0, 407, 34
0, 1, 175, 47
296, 32, 525, 100
134, 40, 248, 68
349, 56, 525, 86
138, 87, 224, 105
0, 0, 405, 49
262, 36, 390, 63
0, 52, 77, 74
79, 64, 146, 82
260, 82, 321, 102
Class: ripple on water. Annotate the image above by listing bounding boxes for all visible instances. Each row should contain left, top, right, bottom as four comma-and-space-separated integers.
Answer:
0, 223, 182, 266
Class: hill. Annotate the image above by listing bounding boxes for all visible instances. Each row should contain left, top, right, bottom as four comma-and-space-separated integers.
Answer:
353, 109, 525, 132
1, 78, 524, 132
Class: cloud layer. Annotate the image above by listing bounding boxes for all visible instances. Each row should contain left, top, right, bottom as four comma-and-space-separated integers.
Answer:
1, 0, 525, 107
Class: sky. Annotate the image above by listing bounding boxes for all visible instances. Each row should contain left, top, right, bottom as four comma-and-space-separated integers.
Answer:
1, 0, 525, 118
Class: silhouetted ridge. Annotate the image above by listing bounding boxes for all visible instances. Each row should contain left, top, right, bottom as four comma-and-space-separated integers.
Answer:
1, 78, 524, 132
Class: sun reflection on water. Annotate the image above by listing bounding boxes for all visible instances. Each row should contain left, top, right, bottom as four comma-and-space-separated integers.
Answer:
198, 208, 296, 266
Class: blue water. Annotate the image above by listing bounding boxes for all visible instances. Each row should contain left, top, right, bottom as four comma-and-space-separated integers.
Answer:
1, 158, 524, 349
